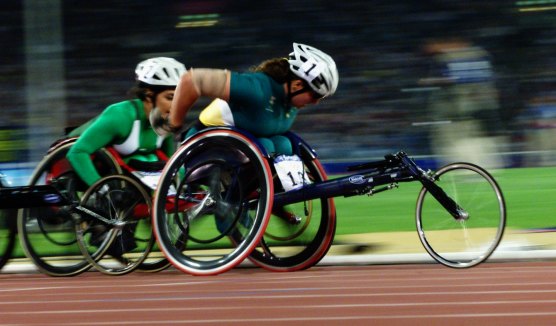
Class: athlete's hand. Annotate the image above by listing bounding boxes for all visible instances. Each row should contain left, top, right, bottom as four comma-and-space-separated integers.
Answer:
149, 107, 182, 136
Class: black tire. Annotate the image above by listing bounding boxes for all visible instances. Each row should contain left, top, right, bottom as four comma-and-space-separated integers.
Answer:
416, 163, 506, 268
76, 175, 154, 275
18, 140, 121, 276
248, 144, 336, 271
153, 129, 273, 275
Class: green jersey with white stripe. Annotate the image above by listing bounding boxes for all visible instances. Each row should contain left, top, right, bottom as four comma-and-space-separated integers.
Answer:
67, 99, 174, 186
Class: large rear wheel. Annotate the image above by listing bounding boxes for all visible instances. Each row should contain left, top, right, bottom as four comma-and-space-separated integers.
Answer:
248, 144, 336, 272
153, 129, 273, 275
18, 140, 121, 276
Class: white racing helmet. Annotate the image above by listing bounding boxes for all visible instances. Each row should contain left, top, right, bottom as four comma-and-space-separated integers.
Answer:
135, 57, 186, 87
288, 43, 339, 98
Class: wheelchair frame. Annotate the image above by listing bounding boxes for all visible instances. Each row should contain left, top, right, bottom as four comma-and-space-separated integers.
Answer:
152, 127, 507, 275
15, 137, 165, 276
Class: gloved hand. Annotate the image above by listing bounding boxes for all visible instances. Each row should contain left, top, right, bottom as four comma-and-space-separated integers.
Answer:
149, 107, 182, 137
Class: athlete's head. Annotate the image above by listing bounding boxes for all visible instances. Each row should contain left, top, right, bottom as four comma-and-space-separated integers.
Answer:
135, 57, 186, 88
253, 43, 338, 108
131, 57, 186, 134
131, 57, 186, 101
288, 42, 339, 99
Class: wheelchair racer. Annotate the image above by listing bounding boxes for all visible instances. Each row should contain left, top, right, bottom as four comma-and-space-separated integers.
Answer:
66, 57, 186, 254
150, 42, 339, 224
67, 57, 186, 187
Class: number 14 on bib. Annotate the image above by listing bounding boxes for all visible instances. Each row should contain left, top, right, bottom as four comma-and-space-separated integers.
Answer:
273, 154, 311, 191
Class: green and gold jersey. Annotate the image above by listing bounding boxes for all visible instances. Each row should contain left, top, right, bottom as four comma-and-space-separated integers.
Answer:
199, 72, 298, 137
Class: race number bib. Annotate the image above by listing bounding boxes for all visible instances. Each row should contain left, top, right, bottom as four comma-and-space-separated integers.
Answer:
132, 170, 162, 190
273, 155, 311, 191
131, 170, 176, 196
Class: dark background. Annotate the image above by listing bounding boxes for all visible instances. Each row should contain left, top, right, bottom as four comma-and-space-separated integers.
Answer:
1, 0, 554, 164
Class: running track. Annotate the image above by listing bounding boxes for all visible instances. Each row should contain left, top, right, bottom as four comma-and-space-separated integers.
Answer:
1, 262, 556, 325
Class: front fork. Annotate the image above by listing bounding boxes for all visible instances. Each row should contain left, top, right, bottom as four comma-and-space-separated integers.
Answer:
400, 155, 469, 221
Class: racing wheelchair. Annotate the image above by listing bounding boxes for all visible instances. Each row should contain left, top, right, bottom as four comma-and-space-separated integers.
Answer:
152, 127, 506, 276
17, 137, 169, 276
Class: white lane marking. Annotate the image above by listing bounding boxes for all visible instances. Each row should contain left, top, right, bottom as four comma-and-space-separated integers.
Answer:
3, 288, 556, 305
6, 312, 556, 325
3, 298, 556, 315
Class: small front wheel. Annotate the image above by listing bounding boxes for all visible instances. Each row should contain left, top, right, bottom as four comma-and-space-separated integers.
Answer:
416, 163, 506, 268
76, 175, 154, 276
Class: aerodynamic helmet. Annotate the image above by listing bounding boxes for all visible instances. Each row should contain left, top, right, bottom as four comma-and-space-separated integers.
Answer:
288, 43, 339, 98
135, 57, 186, 87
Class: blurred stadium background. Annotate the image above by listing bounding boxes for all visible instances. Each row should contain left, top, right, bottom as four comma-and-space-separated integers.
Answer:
1, 0, 556, 183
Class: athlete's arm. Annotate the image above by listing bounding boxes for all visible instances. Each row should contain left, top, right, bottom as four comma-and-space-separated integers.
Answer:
67, 108, 129, 186
168, 68, 231, 130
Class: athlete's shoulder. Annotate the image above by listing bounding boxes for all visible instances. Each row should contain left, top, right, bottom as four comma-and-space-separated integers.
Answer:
92, 100, 139, 131
231, 71, 274, 86
105, 99, 137, 111
102, 100, 138, 118
230, 72, 275, 98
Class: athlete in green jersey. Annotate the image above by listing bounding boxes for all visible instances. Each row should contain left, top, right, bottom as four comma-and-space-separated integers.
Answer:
150, 43, 339, 156
67, 57, 186, 186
